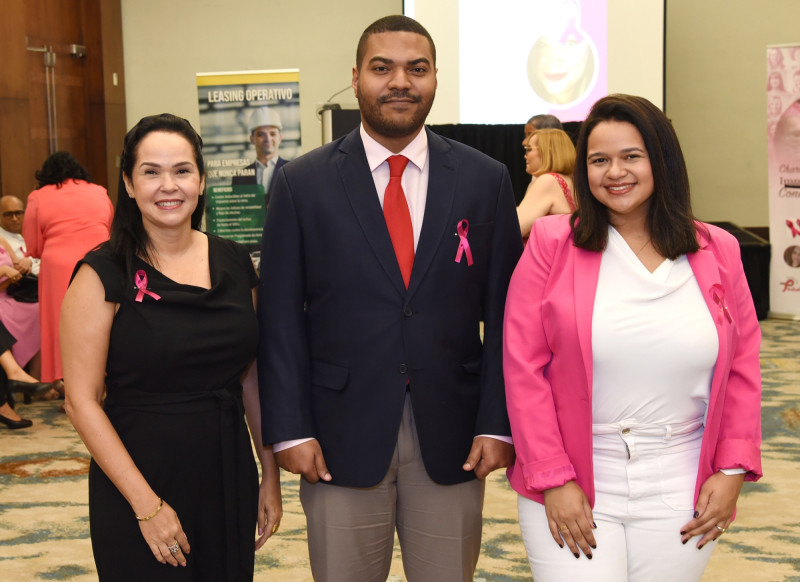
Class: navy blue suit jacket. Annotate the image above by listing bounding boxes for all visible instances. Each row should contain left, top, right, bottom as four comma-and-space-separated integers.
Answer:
257, 127, 523, 487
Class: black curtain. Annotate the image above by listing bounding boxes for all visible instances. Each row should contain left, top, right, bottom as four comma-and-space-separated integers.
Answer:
428, 121, 582, 204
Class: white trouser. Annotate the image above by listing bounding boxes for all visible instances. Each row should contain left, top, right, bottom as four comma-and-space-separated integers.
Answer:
518, 418, 716, 582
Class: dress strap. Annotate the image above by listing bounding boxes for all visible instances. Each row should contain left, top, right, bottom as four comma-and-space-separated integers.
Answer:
549, 173, 577, 212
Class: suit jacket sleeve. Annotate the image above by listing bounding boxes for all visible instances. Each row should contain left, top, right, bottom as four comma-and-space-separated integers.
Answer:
710, 235, 763, 480
475, 167, 523, 436
503, 218, 578, 492
257, 167, 314, 444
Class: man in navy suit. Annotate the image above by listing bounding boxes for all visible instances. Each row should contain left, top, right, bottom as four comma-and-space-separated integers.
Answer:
258, 14, 522, 582
231, 106, 288, 208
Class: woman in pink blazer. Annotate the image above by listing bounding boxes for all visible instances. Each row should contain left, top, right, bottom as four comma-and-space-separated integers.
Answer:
503, 95, 762, 581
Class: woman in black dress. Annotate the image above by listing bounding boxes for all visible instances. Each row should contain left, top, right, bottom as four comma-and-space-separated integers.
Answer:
62, 114, 282, 580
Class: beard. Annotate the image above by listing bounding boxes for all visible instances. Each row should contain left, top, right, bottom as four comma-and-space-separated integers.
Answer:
357, 90, 434, 138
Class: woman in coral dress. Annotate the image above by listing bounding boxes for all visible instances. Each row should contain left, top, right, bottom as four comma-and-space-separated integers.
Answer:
23, 152, 113, 382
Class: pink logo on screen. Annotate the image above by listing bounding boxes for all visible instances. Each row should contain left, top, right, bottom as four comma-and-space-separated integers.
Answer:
779, 278, 800, 293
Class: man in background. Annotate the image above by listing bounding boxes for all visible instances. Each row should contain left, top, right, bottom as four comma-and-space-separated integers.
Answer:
258, 14, 522, 582
522, 113, 563, 146
232, 107, 288, 207
0, 195, 39, 276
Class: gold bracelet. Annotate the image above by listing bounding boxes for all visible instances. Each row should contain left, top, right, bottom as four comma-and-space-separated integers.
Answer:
135, 497, 163, 521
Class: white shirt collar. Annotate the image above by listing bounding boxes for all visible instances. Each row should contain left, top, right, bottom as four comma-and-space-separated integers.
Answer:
360, 124, 428, 172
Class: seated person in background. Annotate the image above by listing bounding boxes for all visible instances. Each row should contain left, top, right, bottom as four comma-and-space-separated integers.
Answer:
523, 113, 564, 146
0, 317, 50, 429
0, 197, 46, 387
0, 196, 40, 277
518, 128, 576, 238
0, 330, 35, 429
0, 235, 44, 394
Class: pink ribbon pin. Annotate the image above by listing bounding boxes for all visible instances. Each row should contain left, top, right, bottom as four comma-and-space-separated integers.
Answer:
134, 270, 161, 303
710, 284, 732, 325
454, 219, 474, 266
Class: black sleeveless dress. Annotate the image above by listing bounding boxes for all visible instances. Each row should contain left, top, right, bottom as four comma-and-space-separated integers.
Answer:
80, 235, 259, 581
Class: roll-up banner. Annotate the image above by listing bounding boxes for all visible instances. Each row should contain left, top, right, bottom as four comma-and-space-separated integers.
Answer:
197, 69, 301, 268
767, 46, 800, 318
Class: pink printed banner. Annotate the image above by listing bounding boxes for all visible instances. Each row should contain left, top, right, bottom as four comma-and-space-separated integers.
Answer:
767, 45, 800, 317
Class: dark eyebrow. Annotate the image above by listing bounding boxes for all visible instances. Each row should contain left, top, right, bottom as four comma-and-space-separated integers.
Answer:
368, 56, 431, 67
587, 147, 646, 159
139, 161, 194, 169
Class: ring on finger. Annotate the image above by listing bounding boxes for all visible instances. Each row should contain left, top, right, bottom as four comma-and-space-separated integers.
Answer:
272, 524, 279, 534
559, 526, 569, 533
715, 525, 726, 533
168, 542, 180, 554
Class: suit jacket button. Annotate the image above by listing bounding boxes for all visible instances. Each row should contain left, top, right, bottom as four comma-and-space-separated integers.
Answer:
398, 364, 408, 374
403, 306, 413, 317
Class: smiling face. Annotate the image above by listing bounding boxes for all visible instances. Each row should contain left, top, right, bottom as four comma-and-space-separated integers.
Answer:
123, 131, 205, 234
352, 30, 437, 151
586, 120, 654, 227
528, 31, 594, 105
792, 246, 800, 267
250, 125, 282, 163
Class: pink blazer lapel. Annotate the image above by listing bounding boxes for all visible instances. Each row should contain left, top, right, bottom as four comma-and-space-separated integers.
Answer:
573, 247, 602, 400
687, 237, 729, 405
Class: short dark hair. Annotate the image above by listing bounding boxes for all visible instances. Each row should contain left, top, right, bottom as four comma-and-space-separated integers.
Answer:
112, 113, 205, 279
35, 151, 93, 188
526, 114, 563, 130
570, 94, 701, 259
356, 15, 436, 70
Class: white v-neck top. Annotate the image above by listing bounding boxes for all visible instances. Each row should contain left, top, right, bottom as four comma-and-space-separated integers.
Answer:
591, 227, 718, 425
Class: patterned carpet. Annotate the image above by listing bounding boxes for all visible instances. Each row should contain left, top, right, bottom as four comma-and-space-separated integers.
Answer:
1, 318, 798, 581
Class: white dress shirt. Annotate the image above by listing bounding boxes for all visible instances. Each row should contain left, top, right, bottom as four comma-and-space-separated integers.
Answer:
0, 226, 40, 276
256, 158, 278, 192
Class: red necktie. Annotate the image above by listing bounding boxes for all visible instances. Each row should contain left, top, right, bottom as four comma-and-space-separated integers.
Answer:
384, 155, 414, 288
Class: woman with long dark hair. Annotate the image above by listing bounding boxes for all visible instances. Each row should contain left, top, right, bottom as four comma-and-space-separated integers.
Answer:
62, 114, 282, 580
504, 95, 762, 581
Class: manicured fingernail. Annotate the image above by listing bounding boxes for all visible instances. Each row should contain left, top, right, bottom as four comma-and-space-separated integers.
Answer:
592, 521, 597, 528
698, 544, 705, 550
590, 544, 597, 549
682, 538, 688, 545
587, 554, 593, 560
558, 543, 564, 548
680, 530, 686, 535
573, 552, 579, 559
693, 511, 699, 518
258, 527, 263, 535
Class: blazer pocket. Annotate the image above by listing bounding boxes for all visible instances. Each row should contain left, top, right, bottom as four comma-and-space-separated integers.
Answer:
311, 360, 349, 391
456, 221, 493, 246
461, 358, 482, 375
